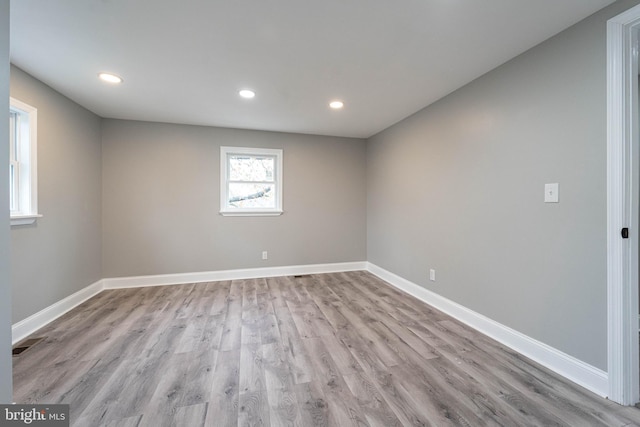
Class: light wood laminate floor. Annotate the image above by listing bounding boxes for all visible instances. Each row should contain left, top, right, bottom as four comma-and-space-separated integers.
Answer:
12, 271, 640, 426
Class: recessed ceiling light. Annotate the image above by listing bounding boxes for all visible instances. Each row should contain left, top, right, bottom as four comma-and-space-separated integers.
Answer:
239, 89, 256, 99
98, 72, 123, 84
329, 100, 344, 109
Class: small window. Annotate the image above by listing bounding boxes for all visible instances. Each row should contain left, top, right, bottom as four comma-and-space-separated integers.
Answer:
9, 97, 40, 226
220, 146, 283, 216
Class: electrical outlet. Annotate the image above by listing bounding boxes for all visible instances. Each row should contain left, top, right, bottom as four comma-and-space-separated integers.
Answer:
545, 183, 559, 203
262, 251, 268, 260
429, 269, 436, 281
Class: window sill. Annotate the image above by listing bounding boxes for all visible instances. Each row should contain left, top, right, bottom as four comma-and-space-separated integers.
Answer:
220, 210, 283, 217
11, 214, 42, 226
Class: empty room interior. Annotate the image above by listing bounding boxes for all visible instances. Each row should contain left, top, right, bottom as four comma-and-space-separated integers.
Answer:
5, 0, 640, 425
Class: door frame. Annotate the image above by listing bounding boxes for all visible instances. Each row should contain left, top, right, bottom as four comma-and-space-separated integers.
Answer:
607, 3, 640, 406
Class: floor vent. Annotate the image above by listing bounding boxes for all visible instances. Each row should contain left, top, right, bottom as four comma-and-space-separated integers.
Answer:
293, 275, 311, 279
12, 337, 45, 356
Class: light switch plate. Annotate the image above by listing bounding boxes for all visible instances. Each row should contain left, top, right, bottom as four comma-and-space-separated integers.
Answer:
545, 183, 559, 203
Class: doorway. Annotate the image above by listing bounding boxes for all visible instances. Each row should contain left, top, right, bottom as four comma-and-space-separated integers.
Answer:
607, 4, 640, 406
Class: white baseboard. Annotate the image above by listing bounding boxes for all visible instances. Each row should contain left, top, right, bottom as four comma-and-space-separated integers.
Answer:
102, 261, 368, 289
12, 261, 367, 343
12, 260, 608, 399
12, 279, 105, 345
366, 262, 609, 398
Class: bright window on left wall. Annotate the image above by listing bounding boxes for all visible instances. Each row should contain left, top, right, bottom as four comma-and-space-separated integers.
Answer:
9, 97, 40, 226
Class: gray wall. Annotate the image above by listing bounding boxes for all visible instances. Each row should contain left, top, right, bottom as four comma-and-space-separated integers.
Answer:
367, 0, 640, 371
10, 66, 102, 324
0, 0, 12, 403
102, 120, 367, 277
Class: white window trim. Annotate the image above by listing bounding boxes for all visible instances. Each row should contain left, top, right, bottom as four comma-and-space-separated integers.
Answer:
10, 97, 41, 226
220, 146, 283, 216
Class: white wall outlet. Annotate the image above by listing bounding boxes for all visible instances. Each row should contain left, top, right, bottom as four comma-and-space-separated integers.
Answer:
544, 183, 559, 203
262, 251, 268, 260
429, 269, 436, 281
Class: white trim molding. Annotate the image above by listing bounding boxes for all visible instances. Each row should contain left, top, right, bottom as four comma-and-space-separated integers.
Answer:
12, 280, 105, 345
12, 262, 366, 343
103, 262, 367, 289
10, 214, 43, 226
9, 97, 39, 225
12, 260, 611, 399
366, 263, 609, 398
220, 146, 284, 216
607, 4, 640, 406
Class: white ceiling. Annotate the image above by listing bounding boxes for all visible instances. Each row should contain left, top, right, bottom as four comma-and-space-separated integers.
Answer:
10, 0, 616, 138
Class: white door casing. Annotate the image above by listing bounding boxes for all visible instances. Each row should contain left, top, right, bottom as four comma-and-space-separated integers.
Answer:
607, 3, 640, 406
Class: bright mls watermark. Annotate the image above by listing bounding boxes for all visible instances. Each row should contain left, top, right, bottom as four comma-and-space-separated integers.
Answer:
0, 405, 69, 426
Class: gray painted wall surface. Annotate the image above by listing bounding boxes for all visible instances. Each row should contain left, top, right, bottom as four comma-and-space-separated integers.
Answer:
0, 0, 12, 403
102, 119, 367, 277
367, 0, 640, 371
10, 66, 102, 324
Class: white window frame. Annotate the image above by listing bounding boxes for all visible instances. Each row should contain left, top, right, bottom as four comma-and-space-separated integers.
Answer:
220, 146, 283, 216
9, 97, 40, 226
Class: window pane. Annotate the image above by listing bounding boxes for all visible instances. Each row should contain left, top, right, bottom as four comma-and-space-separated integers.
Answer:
9, 111, 17, 161
228, 183, 275, 208
229, 155, 274, 182
9, 163, 16, 212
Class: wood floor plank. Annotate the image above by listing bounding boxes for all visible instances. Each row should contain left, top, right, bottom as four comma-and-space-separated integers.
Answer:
265, 388, 301, 427
388, 361, 488, 426
12, 272, 640, 427
318, 332, 361, 376
12, 358, 95, 406
103, 415, 143, 427
262, 342, 302, 427
402, 321, 569, 425
342, 372, 403, 427
51, 357, 126, 422
257, 292, 280, 345
199, 314, 225, 351
431, 318, 626, 425
172, 403, 207, 427
287, 301, 335, 339
240, 343, 266, 394
288, 276, 315, 304
334, 319, 399, 371
227, 280, 244, 318
175, 312, 208, 354
359, 320, 424, 367
220, 314, 242, 351
301, 337, 370, 427
374, 316, 441, 361
238, 390, 271, 427
264, 277, 289, 309
266, 276, 299, 308
294, 381, 335, 427
307, 292, 350, 331
255, 277, 270, 295
242, 279, 261, 321
363, 369, 435, 427
176, 283, 210, 318
273, 305, 313, 385
262, 341, 293, 392
209, 280, 231, 317
241, 317, 263, 346
179, 348, 217, 408
206, 349, 240, 427
136, 352, 193, 427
